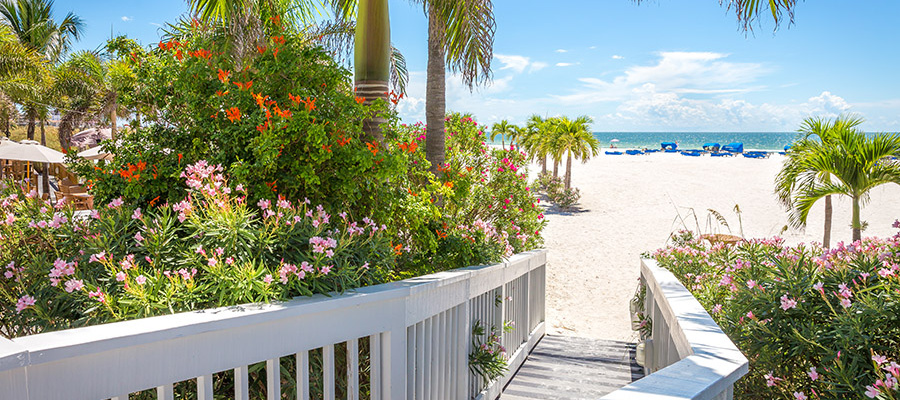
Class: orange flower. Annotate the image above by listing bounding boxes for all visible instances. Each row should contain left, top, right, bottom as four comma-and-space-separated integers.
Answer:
136, 161, 146, 171
444, 181, 453, 189
393, 243, 403, 255
233, 81, 253, 91
215, 90, 228, 97
322, 144, 332, 153
178, 153, 183, 165
270, 15, 281, 26
272, 47, 280, 59
256, 121, 268, 133
272, 35, 285, 45
436, 229, 448, 239
366, 141, 379, 156
257, 45, 267, 54
355, 96, 366, 105
252, 92, 268, 108
174, 49, 183, 60
300, 96, 316, 111
210, 112, 217, 119
149, 196, 160, 207
217, 68, 229, 83
407, 141, 418, 153
288, 93, 301, 106
226, 107, 241, 122
265, 180, 278, 192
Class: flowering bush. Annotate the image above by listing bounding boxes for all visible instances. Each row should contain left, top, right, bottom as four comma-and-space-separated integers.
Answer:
652, 228, 900, 399
388, 113, 545, 275
72, 25, 405, 225
0, 161, 393, 338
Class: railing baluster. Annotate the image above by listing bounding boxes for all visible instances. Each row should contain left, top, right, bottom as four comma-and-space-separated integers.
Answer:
156, 384, 173, 400
297, 351, 310, 400
438, 311, 446, 399
415, 321, 425, 400
406, 325, 415, 400
197, 374, 214, 400
348, 339, 359, 400
266, 359, 281, 400
370, 334, 382, 400
323, 344, 335, 400
235, 365, 249, 400
424, 317, 433, 397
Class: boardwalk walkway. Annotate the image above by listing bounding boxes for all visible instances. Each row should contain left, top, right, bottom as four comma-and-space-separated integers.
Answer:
499, 335, 644, 400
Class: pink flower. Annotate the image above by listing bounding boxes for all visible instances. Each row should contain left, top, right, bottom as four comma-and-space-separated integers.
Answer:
215, 247, 225, 256
780, 294, 797, 310
793, 392, 807, 400
361, 262, 370, 270
746, 280, 757, 289
812, 282, 824, 293
116, 271, 126, 282
135, 232, 144, 243
764, 372, 781, 387
712, 304, 723, 314
64, 279, 84, 293
321, 265, 332, 275
263, 274, 273, 284
208, 258, 217, 266
874, 354, 888, 365
15, 295, 35, 313
88, 289, 105, 303
132, 208, 142, 220
91, 210, 100, 219
107, 197, 125, 209
746, 311, 755, 319
225, 257, 234, 265
135, 275, 147, 285
235, 184, 244, 192
808, 367, 819, 381
865, 385, 880, 398
257, 199, 271, 210
840, 298, 852, 308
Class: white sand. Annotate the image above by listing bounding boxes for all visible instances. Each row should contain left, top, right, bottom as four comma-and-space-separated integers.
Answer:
539, 152, 900, 342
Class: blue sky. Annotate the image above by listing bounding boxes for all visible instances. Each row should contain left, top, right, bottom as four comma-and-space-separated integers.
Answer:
65, 0, 900, 131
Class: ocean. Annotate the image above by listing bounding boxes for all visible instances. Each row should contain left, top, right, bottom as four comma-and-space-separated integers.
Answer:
591, 132, 797, 151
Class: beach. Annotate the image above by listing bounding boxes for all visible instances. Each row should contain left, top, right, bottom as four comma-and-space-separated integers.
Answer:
540, 152, 900, 342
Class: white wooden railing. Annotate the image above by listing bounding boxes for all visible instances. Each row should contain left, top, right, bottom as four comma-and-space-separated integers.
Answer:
603, 259, 748, 400
0, 249, 546, 400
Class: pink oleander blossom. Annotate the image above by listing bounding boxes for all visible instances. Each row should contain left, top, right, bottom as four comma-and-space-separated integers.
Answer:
15, 295, 35, 313
793, 392, 807, 400
135, 275, 147, 285
780, 294, 797, 310
808, 367, 819, 381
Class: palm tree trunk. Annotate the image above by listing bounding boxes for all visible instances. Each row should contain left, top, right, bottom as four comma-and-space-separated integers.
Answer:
552, 158, 559, 178
26, 112, 35, 141
823, 194, 832, 248
40, 120, 49, 197
851, 195, 861, 242
110, 97, 118, 140
565, 151, 573, 189
425, 6, 446, 175
354, 0, 391, 142
541, 156, 547, 174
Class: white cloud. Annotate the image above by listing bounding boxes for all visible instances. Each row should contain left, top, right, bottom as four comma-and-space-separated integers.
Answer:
556, 62, 575, 67
589, 46, 597, 49
149, 22, 163, 28
121, 16, 132, 22
529, 62, 548, 73
495, 54, 530, 73
555, 49, 568, 53
612, 55, 624, 60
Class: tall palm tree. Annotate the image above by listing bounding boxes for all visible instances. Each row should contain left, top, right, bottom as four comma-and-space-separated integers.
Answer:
419, 0, 495, 174
490, 119, 516, 147
0, 0, 83, 140
778, 127, 900, 243
521, 114, 549, 174
776, 115, 864, 247
553, 115, 600, 189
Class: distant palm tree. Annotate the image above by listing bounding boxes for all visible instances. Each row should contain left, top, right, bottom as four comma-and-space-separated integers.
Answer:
521, 114, 550, 174
776, 115, 864, 247
553, 116, 600, 189
490, 119, 516, 147
0, 0, 83, 140
777, 126, 900, 243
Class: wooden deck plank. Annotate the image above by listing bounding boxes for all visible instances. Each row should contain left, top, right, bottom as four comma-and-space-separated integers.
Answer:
498, 335, 643, 400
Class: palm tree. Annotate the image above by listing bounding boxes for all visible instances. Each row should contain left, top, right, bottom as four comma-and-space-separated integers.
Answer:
490, 119, 516, 147
521, 114, 550, 174
634, 0, 798, 32
553, 116, 600, 189
776, 115, 864, 247
0, 0, 83, 140
778, 127, 900, 243
419, 0, 495, 174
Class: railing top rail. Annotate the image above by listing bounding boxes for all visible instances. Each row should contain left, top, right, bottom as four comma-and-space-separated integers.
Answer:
602, 259, 748, 400
1, 249, 547, 374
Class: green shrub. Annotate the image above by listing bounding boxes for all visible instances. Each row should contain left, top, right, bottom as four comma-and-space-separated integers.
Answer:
651, 229, 900, 400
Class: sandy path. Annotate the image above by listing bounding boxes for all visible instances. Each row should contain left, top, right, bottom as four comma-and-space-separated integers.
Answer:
539, 153, 900, 341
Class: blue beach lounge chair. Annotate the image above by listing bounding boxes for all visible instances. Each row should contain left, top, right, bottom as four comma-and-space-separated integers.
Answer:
605, 151, 623, 155
722, 142, 744, 153
702, 143, 721, 152
661, 142, 678, 151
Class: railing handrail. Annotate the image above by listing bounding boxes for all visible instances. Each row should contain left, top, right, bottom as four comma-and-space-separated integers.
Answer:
602, 258, 748, 400
0, 249, 547, 400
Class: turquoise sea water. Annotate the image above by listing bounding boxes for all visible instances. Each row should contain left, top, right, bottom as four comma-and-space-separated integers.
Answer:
592, 132, 797, 151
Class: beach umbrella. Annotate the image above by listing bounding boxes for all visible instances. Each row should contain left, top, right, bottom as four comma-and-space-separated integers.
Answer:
610, 139, 620, 143
0, 140, 66, 164
78, 145, 113, 160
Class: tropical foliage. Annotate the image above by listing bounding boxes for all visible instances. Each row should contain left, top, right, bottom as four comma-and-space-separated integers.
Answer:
776, 117, 900, 243
652, 229, 900, 400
